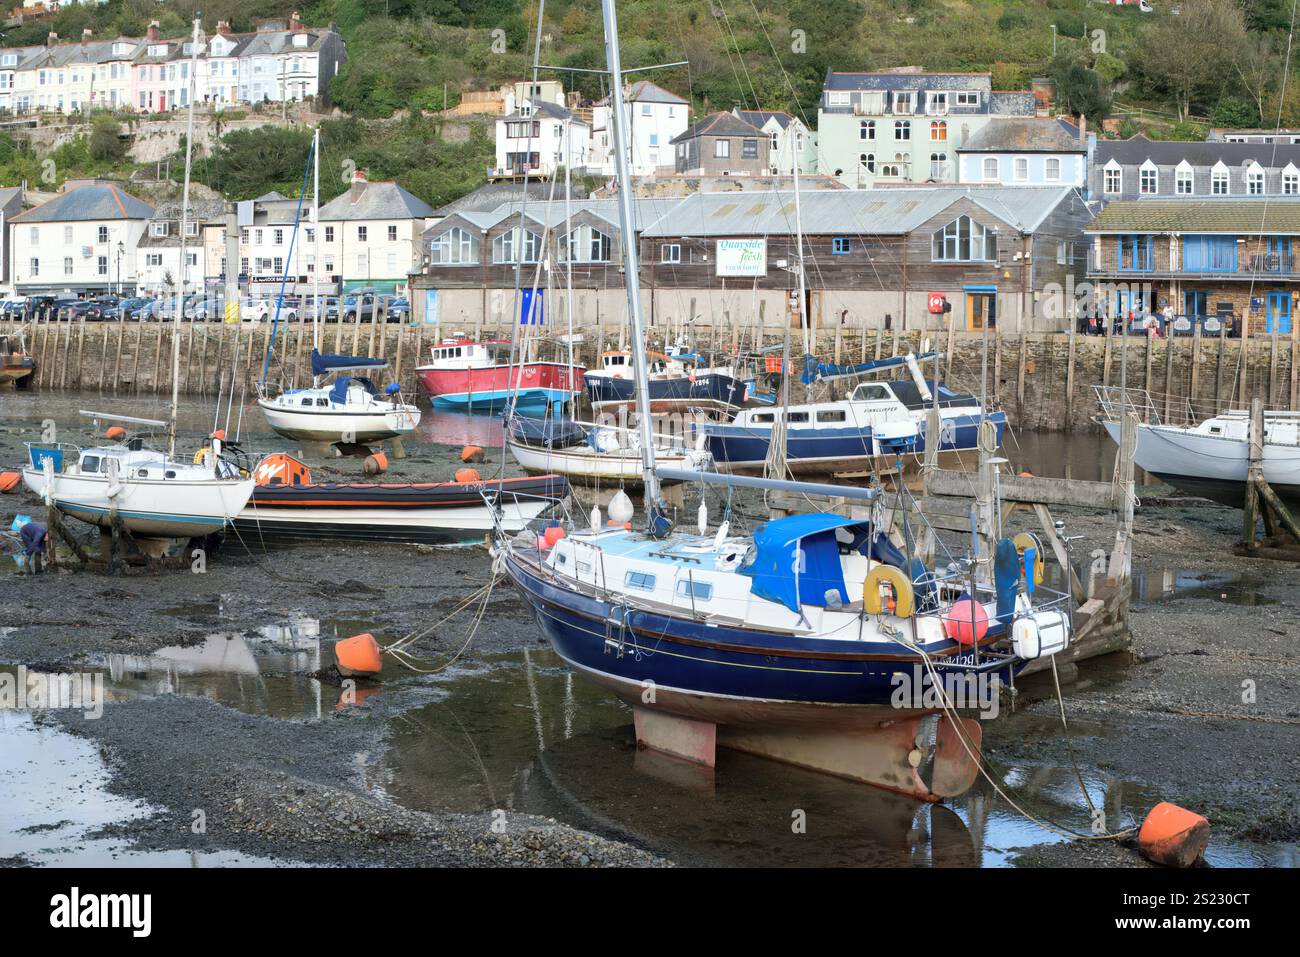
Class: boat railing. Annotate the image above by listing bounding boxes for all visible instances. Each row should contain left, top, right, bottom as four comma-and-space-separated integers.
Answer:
509, 414, 701, 451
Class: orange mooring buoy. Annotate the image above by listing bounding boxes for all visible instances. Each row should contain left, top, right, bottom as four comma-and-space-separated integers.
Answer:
1138, 801, 1210, 867
0, 471, 20, 493
454, 467, 481, 484
105, 426, 126, 441
335, 633, 383, 677
461, 445, 486, 464
363, 452, 389, 475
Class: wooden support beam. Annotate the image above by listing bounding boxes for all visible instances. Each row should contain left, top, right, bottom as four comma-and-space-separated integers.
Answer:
1243, 398, 1264, 549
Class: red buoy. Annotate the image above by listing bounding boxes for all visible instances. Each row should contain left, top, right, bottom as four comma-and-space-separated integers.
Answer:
363, 452, 388, 475
460, 445, 486, 464
942, 599, 989, 646
0, 471, 20, 493
1139, 802, 1209, 867
454, 467, 481, 484
105, 426, 126, 441
335, 633, 382, 677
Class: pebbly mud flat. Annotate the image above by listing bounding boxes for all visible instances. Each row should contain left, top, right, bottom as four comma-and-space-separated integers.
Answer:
1, 400, 1297, 867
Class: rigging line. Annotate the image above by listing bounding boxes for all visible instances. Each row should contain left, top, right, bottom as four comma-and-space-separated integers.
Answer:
714, 0, 762, 110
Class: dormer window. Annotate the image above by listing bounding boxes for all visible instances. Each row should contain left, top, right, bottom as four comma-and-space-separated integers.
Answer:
1212, 161, 1230, 195
1247, 161, 1265, 195
112, 42, 131, 56
1175, 160, 1193, 194
1104, 160, 1122, 193
151, 222, 168, 237
1283, 164, 1299, 195
1139, 160, 1158, 194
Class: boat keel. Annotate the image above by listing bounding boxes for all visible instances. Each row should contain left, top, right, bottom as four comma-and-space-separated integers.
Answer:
631, 706, 983, 801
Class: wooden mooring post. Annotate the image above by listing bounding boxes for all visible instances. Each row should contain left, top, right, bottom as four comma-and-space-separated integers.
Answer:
1237, 397, 1300, 560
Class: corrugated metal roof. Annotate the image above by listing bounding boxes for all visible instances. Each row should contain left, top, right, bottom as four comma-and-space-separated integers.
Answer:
318, 181, 435, 221
11, 184, 153, 223
638, 186, 1073, 237
1086, 197, 1300, 233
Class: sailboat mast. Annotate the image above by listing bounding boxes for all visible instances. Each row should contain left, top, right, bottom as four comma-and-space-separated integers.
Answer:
601, 0, 660, 504
792, 138, 809, 401
169, 14, 202, 458
562, 117, 576, 398
312, 127, 321, 386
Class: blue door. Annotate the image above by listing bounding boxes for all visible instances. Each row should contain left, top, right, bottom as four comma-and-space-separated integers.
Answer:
1266, 292, 1291, 334
520, 287, 545, 325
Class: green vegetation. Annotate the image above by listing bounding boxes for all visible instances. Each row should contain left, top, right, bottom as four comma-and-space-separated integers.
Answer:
5, 0, 1300, 205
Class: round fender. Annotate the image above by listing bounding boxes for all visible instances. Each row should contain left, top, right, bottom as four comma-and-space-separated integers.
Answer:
1012, 532, 1045, 586
863, 565, 915, 618
193, 446, 214, 466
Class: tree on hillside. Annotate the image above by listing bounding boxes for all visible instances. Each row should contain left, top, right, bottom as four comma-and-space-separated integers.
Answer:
89, 116, 127, 164
1234, 30, 1285, 126
1141, 0, 1248, 121
1052, 58, 1112, 126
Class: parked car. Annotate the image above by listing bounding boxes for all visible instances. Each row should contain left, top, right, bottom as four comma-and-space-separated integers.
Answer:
186, 296, 229, 321
301, 296, 341, 322
116, 297, 151, 320
70, 297, 121, 321
386, 297, 410, 323
49, 298, 82, 321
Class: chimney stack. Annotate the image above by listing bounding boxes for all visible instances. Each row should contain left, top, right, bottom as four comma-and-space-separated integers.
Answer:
216, 20, 233, 37
46, 32, 58, 48
350, 169, 367, 202
1078, 113, 1087, 145
81, 28, 92, 44
146, 21, 160, 43
289, 11, 304, 32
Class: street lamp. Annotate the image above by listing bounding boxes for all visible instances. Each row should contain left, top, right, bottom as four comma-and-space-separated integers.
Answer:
1050, 24, 1057, 57
115, 240, 124, 294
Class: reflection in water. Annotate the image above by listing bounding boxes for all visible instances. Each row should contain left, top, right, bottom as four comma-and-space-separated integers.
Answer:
418, 410, 507, 450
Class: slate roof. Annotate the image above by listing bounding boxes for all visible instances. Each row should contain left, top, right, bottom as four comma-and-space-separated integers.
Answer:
823, 71, 992, 93
502, 100, 577, 122
735, 110, 794, 130
138, 199, 229, 247
959, 117, 1083, 153
319, 181, 435, 221
10, 184, 153, 223
1096, 134, 1300, 168
594, 80, 688, 106
1086, 197, 1300, 233
432, 181, 589, 218
672, 111, 764, 144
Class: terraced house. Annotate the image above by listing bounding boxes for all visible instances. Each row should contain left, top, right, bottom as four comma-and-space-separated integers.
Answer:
1089, 135, 1300, 203
0, 13, 344, 116
816, 69, 1038, 188
1085, 197, 1300, 334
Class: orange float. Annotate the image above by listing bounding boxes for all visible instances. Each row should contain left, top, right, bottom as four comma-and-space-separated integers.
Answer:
335, 633, 383, 677
942, 598, 989, 646
1138, 802, 1209, 868
454, 467, 481, 484
105, 426, 126, 441
363, 452, 389, 475
460, 445, 486, 464
0, 471, 20, 493
543, 526, 566, 548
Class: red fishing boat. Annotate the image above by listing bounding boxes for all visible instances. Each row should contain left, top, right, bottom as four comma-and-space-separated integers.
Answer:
414, 337, 584, 415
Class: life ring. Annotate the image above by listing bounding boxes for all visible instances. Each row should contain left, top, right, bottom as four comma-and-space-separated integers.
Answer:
1013, 532, 1046, 586
193, 446, 214, 466
863, 565, 915, 618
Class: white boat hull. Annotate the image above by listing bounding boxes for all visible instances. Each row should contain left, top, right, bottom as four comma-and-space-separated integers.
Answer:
21, 468, 255, 539
231, 498, 554, 545
257, 400, 420, 443
507, 440, 712, 486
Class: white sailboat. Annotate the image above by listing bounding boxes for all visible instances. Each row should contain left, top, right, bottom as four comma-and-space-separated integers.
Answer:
1097, 386, 1300, 505
255, 129, 420, 445
22, 20, 255, 541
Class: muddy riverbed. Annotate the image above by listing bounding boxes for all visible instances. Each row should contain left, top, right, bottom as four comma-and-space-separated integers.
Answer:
1, 391, 1297, 868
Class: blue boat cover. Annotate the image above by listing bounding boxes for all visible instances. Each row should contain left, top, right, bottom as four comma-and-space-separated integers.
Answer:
311, 348, 386, 377
994, 538, 1020, 625
328, 377, 380, 404
740, 514, 864, 613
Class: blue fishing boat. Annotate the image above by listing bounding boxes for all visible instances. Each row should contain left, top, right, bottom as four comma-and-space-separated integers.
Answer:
698, 353, 1004, 474
583, 348, 748, 415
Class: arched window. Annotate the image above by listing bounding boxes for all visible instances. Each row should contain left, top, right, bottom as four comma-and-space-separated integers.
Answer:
429, 226, 478, 265
859, 120, 875, 141
982, 157, 999, 181
931, 215, 997, 263
894, 120, 911, 141
493, 226, 542, 264
929, 152, 947, 179
930, 120, 946, 142
562, 224, 612, 263
859, 152, 875, 173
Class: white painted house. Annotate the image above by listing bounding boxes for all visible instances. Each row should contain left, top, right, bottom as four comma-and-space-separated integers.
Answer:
494, 99, 590, 179
317, 171, 436, 295
734, 109, 818, 176
137, 199, 228, 296
590, 80, 689, 177
8, 182, 154, 296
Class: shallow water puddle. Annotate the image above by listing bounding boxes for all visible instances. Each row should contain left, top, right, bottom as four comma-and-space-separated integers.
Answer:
0, 711, 291, 866
370, 649, 1297, 868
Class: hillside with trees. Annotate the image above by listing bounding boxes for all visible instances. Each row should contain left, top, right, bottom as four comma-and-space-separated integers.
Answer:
3, 0, 1299, 204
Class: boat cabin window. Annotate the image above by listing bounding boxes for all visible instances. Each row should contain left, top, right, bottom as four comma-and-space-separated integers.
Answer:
786, 412, 809, 423
817, 410, 846, 423
81, 455, 101, 473
1209, 425, 1222, 434
852, 383, 891, 401
137, 469, 150, 478
753, 413, 775, 423
301, 397, 314, 406
316, 398, 329, 407
677, 579, 713, 601
165, 470, 176, 479
625, 571, 656, 591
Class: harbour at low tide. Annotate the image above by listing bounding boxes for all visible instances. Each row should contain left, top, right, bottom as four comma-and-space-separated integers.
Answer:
2, 391, 1297, 868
